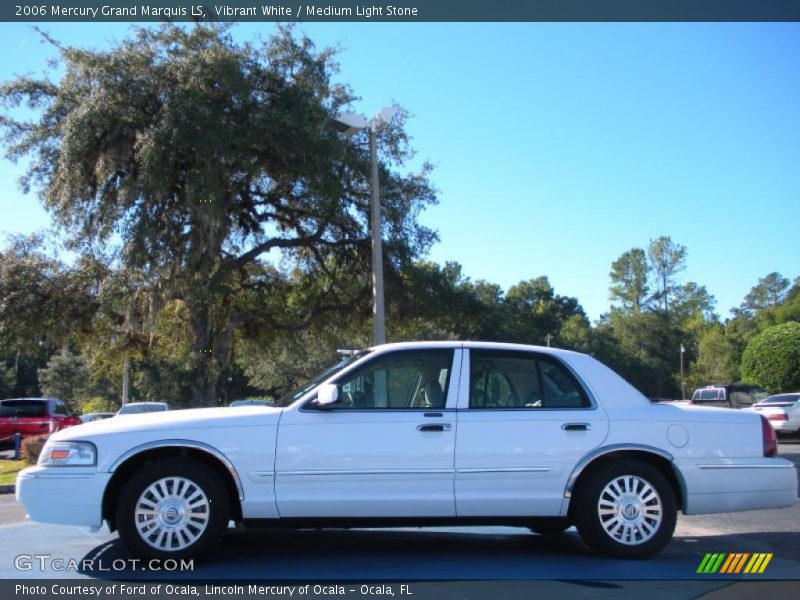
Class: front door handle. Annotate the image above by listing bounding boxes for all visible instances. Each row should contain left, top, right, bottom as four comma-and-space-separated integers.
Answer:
562, 422, 590, 431
417, 423, 452, 432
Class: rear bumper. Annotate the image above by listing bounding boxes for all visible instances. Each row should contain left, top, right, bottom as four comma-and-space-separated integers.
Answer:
16, 466, 112, 528
676, 458, 797, 515
771, 420, 800, 433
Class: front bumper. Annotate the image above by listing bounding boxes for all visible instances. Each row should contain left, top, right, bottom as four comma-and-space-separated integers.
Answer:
16, 466, 112, 529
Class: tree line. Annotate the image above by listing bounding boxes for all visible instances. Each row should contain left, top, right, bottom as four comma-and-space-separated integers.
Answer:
2, 230, 797, 410
1, 25, 798, 411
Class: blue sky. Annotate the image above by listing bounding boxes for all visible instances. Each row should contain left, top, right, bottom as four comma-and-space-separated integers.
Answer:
0, 22, 798, 321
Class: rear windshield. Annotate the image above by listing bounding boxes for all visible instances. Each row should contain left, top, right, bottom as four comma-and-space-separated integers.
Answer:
0, 400, 47, 417
760, 394, 800, 405
694, 389, 723, 401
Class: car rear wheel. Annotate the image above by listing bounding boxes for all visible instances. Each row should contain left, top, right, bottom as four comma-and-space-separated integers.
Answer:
573, 459, 676, 559
116, 457, 230, 560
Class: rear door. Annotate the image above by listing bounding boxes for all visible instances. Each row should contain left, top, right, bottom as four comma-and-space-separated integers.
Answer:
454, 349, 608, 516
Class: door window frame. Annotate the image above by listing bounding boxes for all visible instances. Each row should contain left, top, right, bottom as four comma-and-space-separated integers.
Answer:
300, 347, 463, 412
457, 348, 597, 411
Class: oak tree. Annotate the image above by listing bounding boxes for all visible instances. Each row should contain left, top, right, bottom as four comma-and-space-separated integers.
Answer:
1, 25, 437, 406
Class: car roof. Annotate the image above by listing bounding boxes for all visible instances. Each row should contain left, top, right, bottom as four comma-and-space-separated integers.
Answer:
123, 402, 167, 406
369, 341, 583, 357
0, 397, 57, 403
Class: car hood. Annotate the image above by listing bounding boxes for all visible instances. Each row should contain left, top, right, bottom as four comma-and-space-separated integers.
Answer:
50, 405, 284, 440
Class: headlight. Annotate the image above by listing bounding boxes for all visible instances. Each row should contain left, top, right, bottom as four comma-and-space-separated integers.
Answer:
38, 441, 97, 467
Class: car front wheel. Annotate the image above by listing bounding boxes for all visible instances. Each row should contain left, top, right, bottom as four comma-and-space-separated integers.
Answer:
116, 457, 230, 560
573, 459, 677, 559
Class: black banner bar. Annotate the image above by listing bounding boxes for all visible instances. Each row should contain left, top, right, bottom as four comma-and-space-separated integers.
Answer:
4, 1, 800, 23
4, 580, 800, 599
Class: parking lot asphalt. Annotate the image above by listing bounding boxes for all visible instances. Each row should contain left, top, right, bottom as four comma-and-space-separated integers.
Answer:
0, 443, 797, 587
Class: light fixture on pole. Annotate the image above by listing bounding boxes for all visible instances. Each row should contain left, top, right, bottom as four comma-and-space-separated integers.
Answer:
334, 107, 395, 345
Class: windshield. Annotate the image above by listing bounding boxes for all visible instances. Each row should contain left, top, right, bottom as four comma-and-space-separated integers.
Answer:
118, 404, 166, 414
275, 350, 371, 407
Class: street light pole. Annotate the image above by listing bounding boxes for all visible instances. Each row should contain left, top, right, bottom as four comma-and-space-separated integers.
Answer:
369, 126, 386, 344
680, 343, 685, 400
334, 108, 393, 346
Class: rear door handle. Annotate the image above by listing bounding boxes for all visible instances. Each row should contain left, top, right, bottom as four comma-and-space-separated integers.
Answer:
417, 423, 452, 432
561, 422, 590, 431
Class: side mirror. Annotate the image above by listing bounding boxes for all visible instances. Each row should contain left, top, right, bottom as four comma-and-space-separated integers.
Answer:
313, 383, 339, 409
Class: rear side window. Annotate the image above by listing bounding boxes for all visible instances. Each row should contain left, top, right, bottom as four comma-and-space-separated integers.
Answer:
470, 351, 590, 409
0, 400, 47, 417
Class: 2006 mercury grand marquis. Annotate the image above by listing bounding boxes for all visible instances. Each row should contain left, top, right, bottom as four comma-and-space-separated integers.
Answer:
17, 342, 797, 560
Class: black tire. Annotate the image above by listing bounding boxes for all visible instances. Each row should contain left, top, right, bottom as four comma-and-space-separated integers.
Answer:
116, 457, 230, 560
572, 459, 676, 559
528, 518, 571, 536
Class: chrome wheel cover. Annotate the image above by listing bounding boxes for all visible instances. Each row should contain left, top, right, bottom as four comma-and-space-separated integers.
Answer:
597, 475, 663, 546
134, 476, 210, 551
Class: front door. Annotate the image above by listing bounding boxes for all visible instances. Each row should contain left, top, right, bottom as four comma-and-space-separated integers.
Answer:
275, 347, 461, 518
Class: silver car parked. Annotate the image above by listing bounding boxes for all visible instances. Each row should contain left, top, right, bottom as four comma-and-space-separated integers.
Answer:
751, 393, 800, 440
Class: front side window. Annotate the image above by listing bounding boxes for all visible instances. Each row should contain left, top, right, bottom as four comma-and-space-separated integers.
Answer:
470, 351, 590, 409
329, 349, 454, 409
276, 350, 371, 407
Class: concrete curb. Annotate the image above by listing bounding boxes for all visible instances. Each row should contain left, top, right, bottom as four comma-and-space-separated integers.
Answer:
0, 484, 14, 495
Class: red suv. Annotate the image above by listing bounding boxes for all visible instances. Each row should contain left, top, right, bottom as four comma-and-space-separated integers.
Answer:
0, 398, 82, 446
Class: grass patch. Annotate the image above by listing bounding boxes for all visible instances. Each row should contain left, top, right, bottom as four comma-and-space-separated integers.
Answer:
0, 459, 24, 485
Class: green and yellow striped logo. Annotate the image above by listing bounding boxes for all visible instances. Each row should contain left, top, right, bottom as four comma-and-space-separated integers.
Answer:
696, 553, 773, 574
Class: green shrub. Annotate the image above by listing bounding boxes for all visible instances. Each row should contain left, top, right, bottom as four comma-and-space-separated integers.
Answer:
741, 321, 800, 394
20, 434, 49, 465
80, 396, 118, 415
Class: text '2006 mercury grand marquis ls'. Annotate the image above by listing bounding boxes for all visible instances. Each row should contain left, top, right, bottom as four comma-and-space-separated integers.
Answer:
16, 342, 797, 560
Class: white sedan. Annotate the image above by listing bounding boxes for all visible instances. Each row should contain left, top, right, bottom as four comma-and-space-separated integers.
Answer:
750, 393, 800, 439
16, 342, 797, 561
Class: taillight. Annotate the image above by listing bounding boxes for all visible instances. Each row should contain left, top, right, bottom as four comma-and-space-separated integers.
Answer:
768, 414, 788, 422
760, 415, 778, 457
